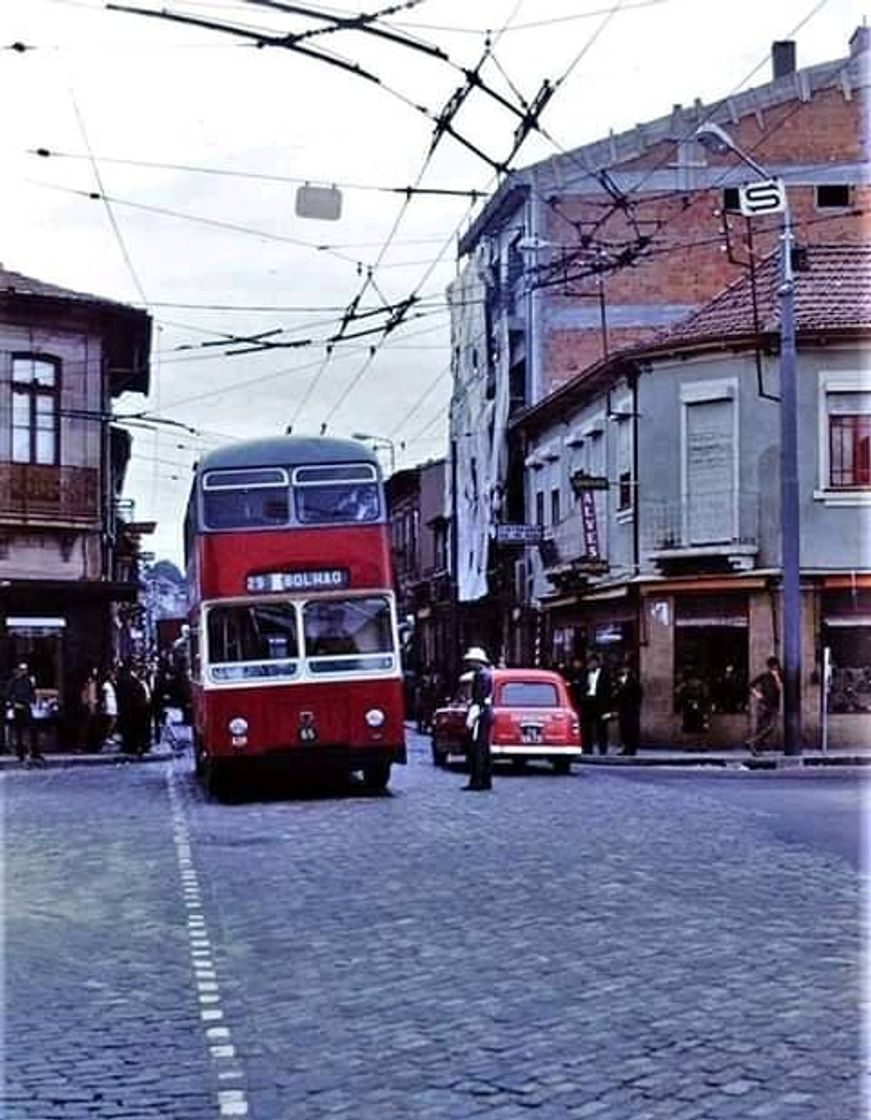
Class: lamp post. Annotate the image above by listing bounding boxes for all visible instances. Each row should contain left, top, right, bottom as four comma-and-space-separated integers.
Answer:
352, 431, 397, 475
695, 121, 801, 755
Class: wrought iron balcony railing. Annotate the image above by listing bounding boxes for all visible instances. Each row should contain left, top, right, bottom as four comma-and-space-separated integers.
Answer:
0, 463, 100, 524
642, 491, 759, 554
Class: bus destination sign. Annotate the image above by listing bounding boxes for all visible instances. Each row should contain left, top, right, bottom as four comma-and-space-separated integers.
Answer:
247, 568, 350, 593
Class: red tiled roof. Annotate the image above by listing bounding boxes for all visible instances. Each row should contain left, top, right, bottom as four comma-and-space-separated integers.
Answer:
658, 243, 871, 345
512, 243, 871, 434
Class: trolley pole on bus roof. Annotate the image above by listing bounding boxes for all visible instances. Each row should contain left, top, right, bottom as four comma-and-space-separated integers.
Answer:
352, 432, 397, 475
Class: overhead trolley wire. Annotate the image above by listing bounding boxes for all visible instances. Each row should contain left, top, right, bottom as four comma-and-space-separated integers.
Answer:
388, 0, 669, 35
313, 1, 529, 430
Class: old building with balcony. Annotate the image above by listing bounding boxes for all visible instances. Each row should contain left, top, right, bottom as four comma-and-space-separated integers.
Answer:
0, 266, 151, 740
514, 243, 870, 749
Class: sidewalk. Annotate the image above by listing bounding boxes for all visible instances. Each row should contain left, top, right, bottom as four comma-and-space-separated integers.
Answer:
0, 723, 190, 770
576, 746, 870, 770
403, 723, 868, 773
3, 730, 867, 772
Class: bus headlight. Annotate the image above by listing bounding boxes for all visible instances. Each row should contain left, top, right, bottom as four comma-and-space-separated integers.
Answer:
365, 708, 386, 729
228, 717, 249, 736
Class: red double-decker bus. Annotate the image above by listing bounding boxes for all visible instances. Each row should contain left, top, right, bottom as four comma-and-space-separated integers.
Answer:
183, 435, 406, 796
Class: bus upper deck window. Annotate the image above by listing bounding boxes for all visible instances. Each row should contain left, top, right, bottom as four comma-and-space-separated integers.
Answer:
292, 463, 380, 524
202, 467, 289, 530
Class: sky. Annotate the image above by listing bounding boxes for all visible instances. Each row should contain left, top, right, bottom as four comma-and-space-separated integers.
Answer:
2, 0, 866, 564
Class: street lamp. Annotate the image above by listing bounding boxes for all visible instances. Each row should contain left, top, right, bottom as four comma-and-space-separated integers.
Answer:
352, 431, 397, 475
696, 121, 801, 755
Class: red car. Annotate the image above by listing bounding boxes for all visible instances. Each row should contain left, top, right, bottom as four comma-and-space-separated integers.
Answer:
431, 668, 582, 773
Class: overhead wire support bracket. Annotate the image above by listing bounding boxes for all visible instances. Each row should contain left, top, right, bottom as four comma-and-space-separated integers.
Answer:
197, 328, 284, 350
106, 3, 386, 86
224, 337, 314, 356
243, 0, 450, 63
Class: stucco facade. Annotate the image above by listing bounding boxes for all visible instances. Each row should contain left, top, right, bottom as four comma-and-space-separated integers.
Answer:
0, 267, 150, 739
514, 245, 870, 749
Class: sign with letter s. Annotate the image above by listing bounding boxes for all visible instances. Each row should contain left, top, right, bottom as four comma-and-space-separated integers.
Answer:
738, 178, 787, 217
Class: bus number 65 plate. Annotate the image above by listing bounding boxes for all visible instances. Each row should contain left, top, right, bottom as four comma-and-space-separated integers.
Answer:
298, 712, 318, 743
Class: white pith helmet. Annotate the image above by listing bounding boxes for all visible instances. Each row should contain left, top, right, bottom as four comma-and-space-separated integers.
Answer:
462, 646, 490, 665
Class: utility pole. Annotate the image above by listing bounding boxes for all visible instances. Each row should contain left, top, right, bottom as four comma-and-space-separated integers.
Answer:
696, 122, 802, 755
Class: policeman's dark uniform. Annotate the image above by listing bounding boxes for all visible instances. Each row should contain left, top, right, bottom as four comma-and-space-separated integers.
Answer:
464, 650, 494, 792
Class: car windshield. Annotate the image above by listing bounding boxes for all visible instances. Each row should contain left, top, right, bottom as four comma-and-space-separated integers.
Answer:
499, 681, 560, 707
206, 602, 299, 682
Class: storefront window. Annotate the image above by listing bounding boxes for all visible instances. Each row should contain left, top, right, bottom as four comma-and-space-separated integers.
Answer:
673, 596, 748, 715
549, 619, 635, 675
823, 591, 871, 713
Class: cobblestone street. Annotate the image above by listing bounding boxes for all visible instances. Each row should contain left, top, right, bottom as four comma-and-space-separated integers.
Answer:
4, 732, 865, 1119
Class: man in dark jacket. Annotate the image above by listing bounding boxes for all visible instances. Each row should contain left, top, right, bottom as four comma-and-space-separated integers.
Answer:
6, 662, 43, 763
462, 646, 494, 791
581, 653, 611, 755
746, 656, 783, 755
614, 661, 644, 757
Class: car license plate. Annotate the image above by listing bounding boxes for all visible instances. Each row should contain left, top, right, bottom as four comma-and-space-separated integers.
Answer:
521, 725, 542, 744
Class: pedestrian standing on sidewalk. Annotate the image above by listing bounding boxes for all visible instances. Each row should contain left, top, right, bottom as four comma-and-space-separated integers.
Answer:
614, 660, 643, 757
100, 667, 118, 748
117, 663, 151, 756
745, 656, 783, 756
129, 664, 153, 756
676, 667, 710, 736
565, 657, 585, 720
581, 652, 611, 755
462, 646, 494, 792
152, 655, 175, 745
78, 667, 100, 753
5, 662, 43, 764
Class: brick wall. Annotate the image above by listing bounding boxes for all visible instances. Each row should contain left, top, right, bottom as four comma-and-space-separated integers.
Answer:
536, 82, 866, 393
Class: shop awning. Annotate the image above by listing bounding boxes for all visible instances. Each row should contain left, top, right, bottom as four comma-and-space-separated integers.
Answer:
822, 575, 871, 590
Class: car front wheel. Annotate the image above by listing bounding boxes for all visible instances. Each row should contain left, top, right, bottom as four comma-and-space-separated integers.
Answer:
552, 758, 572, 775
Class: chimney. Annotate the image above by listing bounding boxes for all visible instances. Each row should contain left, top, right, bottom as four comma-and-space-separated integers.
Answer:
772, 40, 796, 79
850, 25, 869, 57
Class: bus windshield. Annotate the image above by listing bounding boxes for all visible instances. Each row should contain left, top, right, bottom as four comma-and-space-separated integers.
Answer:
303, 596, 394, 673
206, 602, 299, 682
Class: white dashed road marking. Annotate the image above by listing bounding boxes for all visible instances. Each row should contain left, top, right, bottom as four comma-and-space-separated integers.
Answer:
167, 764, 250, 1118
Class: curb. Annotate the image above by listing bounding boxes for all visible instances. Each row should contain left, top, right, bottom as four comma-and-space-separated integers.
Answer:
576, 753, 869, 770
0, 748, 178, 770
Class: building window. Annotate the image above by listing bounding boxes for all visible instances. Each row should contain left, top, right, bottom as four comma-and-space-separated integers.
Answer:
615, 414, 633, 513
815, 184, 850, 209
550, 488, 560, 526
535, 491, 545, 526
817, 376, 871, 502
434, 522, 448, 572
680, 382, 737, 542
12, 354, 60, 465
830, 413, 871, 488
